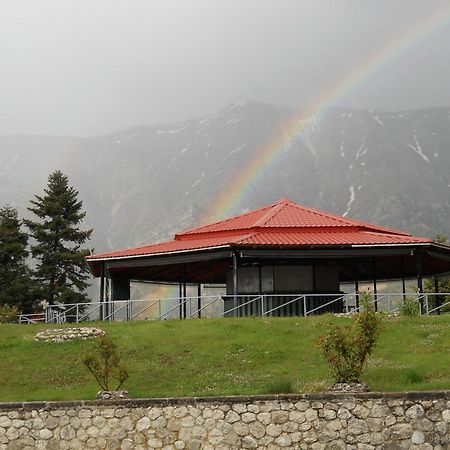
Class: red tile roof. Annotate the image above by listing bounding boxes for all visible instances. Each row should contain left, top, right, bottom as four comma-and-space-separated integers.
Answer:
87, 198, 432, 262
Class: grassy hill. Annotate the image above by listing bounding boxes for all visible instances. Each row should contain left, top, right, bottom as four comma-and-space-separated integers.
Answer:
0, 315, 449, 402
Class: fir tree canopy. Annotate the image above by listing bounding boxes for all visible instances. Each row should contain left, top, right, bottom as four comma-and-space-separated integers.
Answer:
25, 170, 93, 305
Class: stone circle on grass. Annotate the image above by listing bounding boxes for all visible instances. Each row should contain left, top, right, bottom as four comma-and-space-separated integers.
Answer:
35, 327, 105, 342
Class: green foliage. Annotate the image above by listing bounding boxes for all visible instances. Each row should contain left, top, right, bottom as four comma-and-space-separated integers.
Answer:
317, 294, 383, 383
400, 297, 420, 317
25, 171, 92, 305
404, 368, 424, 384
0, 205, 35, 312
0, 305, 20, 323
262, 379, 294, 394
82, 335, 129, 391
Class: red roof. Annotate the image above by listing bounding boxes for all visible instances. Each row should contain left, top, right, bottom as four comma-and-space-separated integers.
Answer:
87, 199, 432, 262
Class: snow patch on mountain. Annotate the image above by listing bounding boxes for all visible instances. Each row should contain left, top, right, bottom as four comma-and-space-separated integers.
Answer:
343, 186, 355, 217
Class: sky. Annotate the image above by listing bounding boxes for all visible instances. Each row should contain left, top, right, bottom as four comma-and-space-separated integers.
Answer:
1, 0, 450, 136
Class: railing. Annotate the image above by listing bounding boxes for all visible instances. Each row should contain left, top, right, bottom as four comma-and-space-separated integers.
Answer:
18, 292, 450, 324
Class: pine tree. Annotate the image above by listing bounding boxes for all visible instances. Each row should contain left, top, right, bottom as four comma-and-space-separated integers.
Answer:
0, 205, 35, 312
25, 170, 93, 305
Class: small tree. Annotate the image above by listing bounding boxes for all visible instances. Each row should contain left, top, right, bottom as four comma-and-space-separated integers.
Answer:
82, 335, 129, 391
317, 294, 382, 383
0, 205, 35, 312
0, 305, 20, 323
25, 171, 92, 305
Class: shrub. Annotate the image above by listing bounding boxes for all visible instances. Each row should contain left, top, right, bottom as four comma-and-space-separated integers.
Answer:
404, 368, 424, 384
400, 297, 420, 317
317, 294, 382, 383
263, 379, 294, 394
0, 305, 20, 323
82, 335, 129, 391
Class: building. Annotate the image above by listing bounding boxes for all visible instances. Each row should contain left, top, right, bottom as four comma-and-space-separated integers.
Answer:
86, 199, 450, 317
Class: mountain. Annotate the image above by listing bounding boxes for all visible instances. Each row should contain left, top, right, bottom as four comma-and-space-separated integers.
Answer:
1, 101, 450, 256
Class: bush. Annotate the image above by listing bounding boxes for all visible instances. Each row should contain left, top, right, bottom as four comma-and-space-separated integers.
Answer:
262, 379, 294, 394
0, 305, 20, 323
404, 368, 424, 384
82, 335, 129, 391
317, 294, 382, 383
400, 297, 420, 317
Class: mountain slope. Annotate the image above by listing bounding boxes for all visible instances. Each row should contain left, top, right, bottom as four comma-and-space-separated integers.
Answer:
1, 102, 450, 254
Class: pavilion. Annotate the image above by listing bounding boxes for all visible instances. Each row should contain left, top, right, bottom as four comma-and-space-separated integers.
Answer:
86, 198, 450, 317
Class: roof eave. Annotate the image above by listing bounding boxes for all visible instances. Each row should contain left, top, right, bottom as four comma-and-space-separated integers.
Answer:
86, 244, 233, 263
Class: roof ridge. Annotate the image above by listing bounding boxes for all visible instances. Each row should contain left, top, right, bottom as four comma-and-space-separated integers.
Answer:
252, 200, 288, 227
178, 200, 280, 235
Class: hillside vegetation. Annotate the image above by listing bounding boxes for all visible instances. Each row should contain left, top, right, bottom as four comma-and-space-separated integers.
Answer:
0, 315, 449, 402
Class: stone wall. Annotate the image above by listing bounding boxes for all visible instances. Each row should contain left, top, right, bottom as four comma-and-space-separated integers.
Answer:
0, 391, 448, 449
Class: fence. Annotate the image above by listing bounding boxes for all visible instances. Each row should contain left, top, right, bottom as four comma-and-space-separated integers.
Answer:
18, 292, 450, 324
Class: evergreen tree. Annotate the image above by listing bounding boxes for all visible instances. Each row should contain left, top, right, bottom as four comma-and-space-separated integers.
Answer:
0, 205, 34, 312
25, 170, 93, 305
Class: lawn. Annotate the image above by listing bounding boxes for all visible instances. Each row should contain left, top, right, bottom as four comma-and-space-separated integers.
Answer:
0, 315, 449, 401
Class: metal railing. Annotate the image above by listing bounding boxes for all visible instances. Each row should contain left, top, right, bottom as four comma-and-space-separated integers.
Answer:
18, 292, 450, 324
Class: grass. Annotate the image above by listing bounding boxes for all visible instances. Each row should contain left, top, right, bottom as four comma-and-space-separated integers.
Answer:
0, 314, 449, 401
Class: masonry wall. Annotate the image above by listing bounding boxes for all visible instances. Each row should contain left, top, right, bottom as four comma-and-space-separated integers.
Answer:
0, 391, 449, 450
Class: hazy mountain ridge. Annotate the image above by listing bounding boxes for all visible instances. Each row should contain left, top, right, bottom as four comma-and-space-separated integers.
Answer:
1, 101, 450, 254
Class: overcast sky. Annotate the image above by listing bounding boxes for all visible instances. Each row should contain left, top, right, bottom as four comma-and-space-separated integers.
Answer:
1, 0, 450, 136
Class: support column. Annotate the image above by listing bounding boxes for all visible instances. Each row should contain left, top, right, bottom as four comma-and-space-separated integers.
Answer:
179, 265, 183, 320
197, 283, 202, 318
415, 250, 424, 314
401, 256, 406, 300
99, 263, 105, 321
354, 261, 360, 310
182, 265, 187, 319
110, 275, 130, 321
232, 251, 239, 316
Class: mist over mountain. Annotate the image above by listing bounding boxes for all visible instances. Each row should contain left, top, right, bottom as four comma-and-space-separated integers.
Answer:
1, 101, 450, 255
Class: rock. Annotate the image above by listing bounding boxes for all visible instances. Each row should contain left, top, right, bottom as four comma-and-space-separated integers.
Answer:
240, 435, 257, 449
39, 428, 53, 440
35, 327, 105, 342
225, 410, 240, 424
405, 405, 425, 419
271, 411, 289, 424
331, 382, 369, 392
411, 430, 425, 445
442, 409, 450, 423
96, 391, 129, 400
241, 412, 256, 423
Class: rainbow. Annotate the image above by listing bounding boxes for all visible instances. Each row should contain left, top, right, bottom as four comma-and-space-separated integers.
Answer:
203, 2, 450, 224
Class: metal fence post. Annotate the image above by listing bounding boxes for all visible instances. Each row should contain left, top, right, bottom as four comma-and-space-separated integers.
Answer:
303, 296, 307, 317
158, 300, 161, 320
261, 296, 264, 316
